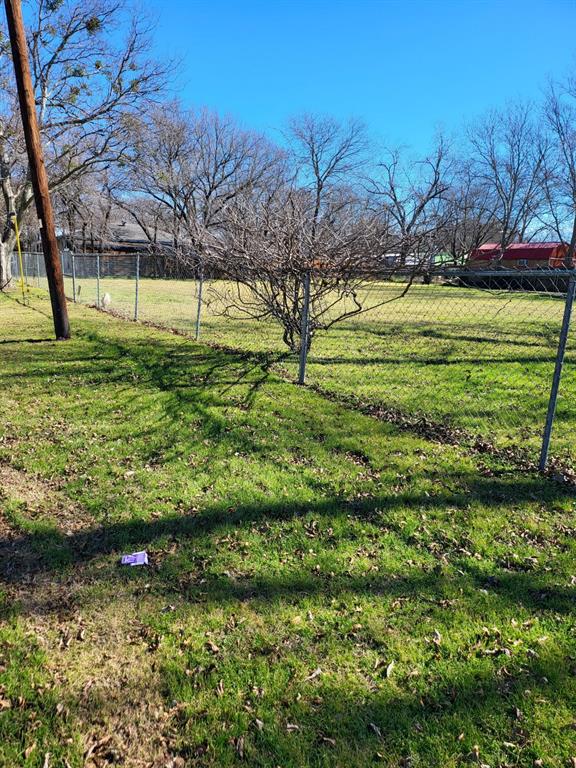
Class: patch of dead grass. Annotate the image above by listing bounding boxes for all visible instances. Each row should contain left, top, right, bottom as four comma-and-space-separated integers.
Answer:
1, 462, 177, 767
36, 599, 175, 768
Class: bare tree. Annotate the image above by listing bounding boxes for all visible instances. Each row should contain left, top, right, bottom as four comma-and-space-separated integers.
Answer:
439, 158, 501, 265
209, 181, 381, 353
541, 77, 576, 266
117, 104, 280, 272
53, 171, 116, 251
204, 115, 396, 353
467, 103, 548, 261
0, 0, 168, 288
367, 137, 453, 275
288, 114, 368, 235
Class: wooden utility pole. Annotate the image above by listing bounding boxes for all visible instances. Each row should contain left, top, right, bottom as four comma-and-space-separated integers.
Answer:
4, 0, 70, 339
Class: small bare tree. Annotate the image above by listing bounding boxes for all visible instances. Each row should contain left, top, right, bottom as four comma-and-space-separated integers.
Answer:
208, 180, 381, 352
204, 115, 397, 353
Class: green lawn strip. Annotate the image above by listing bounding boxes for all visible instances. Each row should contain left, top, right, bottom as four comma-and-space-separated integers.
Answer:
0, 291, 575, 767
57, 275, 575, 463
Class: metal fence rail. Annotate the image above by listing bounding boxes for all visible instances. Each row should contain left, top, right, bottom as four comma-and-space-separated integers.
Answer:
10, 251, 576, 474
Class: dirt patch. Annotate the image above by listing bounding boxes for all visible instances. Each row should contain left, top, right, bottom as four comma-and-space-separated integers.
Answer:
0, 464, 56, 510
32, 600, 175, 768
0, 461, 91, 534
1, 463, 178, 767
0, 461, 96, 588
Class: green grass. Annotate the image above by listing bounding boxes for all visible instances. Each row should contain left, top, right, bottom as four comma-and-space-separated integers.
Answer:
1, 290, 575, 767
58, 274, 576, 464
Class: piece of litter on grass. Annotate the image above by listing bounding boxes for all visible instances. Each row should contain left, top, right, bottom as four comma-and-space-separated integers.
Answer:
120, 551, 148, 566
304, 667, 322, 682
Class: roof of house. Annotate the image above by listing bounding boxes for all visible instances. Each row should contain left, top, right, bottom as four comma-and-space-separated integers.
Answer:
470, 242, 567, 261
106, 220, 174, 246
58, 218, 176, 253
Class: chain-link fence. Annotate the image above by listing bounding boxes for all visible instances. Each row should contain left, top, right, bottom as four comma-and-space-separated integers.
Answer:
299, 270, 576, 474
11, 251, 576, 474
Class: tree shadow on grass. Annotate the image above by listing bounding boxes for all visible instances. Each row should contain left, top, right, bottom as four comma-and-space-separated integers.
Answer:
0, 337, 54, 345
7, 564, 570, 766
1, 472, 574, 620
0, 326, 290, 473
2, 304, 575, 764
249, 650, 574, 767
308, 353, 559, 367
343, 320, 562, 346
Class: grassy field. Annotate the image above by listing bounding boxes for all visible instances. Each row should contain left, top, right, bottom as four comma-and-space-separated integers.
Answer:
58, 274, 576, 465
1, 290, 575, 767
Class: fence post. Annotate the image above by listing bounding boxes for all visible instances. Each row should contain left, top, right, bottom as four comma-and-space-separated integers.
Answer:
195, 263, 203, 341
35, 251, 40, 287
539, 271, 576, 471
71, 251, 77, 303
298, 269, 311, 385
134, 253, 140, 321
96, 253, 100, 308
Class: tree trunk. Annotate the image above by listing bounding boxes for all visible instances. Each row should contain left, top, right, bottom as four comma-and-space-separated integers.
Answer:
0, 234, 16, 289
0, 182, 33, 290
565, 215, 576, 269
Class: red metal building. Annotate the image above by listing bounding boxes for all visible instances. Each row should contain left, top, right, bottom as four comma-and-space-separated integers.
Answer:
469, 242, 569, 268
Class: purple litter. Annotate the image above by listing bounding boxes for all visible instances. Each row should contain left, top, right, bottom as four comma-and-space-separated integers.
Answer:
120, 551, 148, 566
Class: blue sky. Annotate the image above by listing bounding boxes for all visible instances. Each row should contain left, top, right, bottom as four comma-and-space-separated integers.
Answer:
150, 0, 576, 153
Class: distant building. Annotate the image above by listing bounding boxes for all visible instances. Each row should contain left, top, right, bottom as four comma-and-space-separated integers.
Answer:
380, 252, 436, 269
57, 218, 174, 255
469, 242, 570, 269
